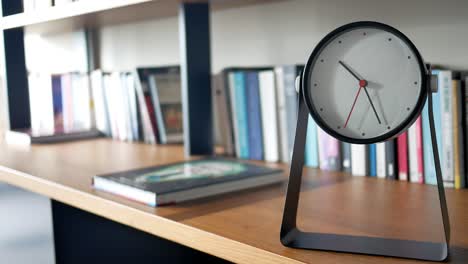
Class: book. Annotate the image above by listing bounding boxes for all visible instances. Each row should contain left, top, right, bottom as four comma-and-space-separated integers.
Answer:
51, 75, 64, 133
408, 115, 424, 183
422, 72, 442, 185
90, 70, 111, 136
438, 70, 454, 187
259, 70, 280, 162
245, 71, 263, 160
147, 67, 183, 144
212, 71, 235, 156
376, 142, 386, 178
453, 78, 465, 189
386, 139, 397, 180
275, 65, 302, 163
93, 158, 284, 206
134, 68, 157, 144
351, 144, 367, 176
368, 144, 376, 177
28, 73, 54, 136
317, 127, 341, 171
397, 133, 408, 181
229, 71, 250, 159
305, 115, 319, 168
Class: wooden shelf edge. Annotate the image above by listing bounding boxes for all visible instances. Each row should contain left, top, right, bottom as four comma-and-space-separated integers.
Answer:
0, 164, 302, 264
0, 0, 155, 30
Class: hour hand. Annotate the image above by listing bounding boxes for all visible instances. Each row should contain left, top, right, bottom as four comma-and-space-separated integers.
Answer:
339, 60, 362, 81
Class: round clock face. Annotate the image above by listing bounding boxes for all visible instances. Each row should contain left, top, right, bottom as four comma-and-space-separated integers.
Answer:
303, 22, 427, 144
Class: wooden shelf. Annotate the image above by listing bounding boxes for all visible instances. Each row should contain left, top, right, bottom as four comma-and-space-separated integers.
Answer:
0, 139, 466, 263
0, 0, 282, 34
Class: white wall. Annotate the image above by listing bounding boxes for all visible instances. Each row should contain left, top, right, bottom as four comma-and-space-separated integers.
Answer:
96, 0, 468, 73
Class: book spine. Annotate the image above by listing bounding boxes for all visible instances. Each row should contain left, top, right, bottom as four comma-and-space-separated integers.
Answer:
386, 139, 397, 180
228, 73, 240, 157
284, 65, 300, 162
274, 67, 289, 162
408, 116, 424, 183
246, 72, 264, 160
439, 70, 454, 187
317, 128, 340, 171
376, 142, 386, 178
52, 75, 64, 133
351, 144, 367, 176
133, 71, 156, 144
126, 74, 139, 141
453, 79, 465, 189
397, 132, 408, 181
218, 72, 235, 156
304, 115, 319, 168
422, 76, 442, 185
259, 70, 279, 162
233, 72, 250, 159
368, 144, 376, 177
148, 76, 167, 144
342, 142, 352, 173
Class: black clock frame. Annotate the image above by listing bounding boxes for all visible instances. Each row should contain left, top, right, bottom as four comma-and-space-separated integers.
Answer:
303, 21, 427, 144
280, 21, 450, 261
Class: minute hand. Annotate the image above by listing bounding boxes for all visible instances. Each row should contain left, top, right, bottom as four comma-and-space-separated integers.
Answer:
339, 61, 382, 125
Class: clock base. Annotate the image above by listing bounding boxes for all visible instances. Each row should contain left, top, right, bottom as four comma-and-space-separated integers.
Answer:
280, 89, 450, 261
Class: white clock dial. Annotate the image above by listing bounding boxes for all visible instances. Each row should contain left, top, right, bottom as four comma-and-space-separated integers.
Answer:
305, 23, 426, 143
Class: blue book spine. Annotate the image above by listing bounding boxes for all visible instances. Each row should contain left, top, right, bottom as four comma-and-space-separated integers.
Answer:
245, 72, 263, 160
422, 70, 442, 185
368, 144, 377, 177
234, 72, 250, 159
305, 116, 319, 167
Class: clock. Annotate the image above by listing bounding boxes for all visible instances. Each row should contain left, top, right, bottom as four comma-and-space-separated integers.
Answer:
281, 21, 450, 261
302, 21, 427, 144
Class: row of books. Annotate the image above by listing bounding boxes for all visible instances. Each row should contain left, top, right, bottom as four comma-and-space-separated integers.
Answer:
212, 66, 468, 189
24, 66, 183, 144
23, 0, 80, 11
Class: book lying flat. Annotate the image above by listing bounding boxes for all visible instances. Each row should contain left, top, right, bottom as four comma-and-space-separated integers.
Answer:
93, 158, 284, 206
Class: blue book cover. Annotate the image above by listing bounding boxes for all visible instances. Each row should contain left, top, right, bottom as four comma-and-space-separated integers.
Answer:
305, 115, 319, 167
245, 72, 263, 160
422, 71, 442, 185
368, 144, 377, 177
233, 72, 250, 159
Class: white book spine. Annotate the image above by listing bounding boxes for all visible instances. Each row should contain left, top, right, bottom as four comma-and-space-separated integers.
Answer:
91, 71, 108, 135
259, 71, 279, 162
439, 70, 454, 187
376, 142, 386, 178
407, 123, 420, 182
351, 144, 366, 176
275, 67, 289, 163
228, 73, 241, 158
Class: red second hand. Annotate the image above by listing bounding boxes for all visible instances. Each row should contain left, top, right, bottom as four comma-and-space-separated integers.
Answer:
343, 85, 364, 128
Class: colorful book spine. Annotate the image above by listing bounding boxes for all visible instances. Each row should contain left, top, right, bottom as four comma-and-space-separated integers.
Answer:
397, 132, 408, 181
342, 142, 352, 173
422, 75, 442, 185
305, 115, 319, 168
408, 116, 424, 183
376, 142, 386, 178
351, 144, 367, 176
245, 72, 263, 160
368, 144, 377, 177
317, 127, 341, 171
233, 72, 250, 159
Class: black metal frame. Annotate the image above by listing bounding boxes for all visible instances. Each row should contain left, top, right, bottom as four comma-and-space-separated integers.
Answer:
281, 72, 450, 262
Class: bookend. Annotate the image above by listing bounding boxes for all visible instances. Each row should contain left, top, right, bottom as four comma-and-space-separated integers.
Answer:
280, 73, 451, 261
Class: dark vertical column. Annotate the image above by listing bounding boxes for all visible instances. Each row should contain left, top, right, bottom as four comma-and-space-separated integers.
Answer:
1, 1, 30, 130
179, 2, 213, 156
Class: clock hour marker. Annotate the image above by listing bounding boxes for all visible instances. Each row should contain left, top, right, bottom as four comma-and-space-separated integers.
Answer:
338, 40, 342, 44
320, 108, 323, 111
314, 83, 317, 87
337, 126, 341, 129
407, 107, 410, 111
388, 38, 392, 41
363, 32, 367, 36
414, 81, 417, 85
387, 126, 391, 130
408, 56, 411, 59
320, 59, 324, 63
362, 133, 365, 136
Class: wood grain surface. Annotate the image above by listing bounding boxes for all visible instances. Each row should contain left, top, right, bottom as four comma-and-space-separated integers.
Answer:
0, 139, 466, 263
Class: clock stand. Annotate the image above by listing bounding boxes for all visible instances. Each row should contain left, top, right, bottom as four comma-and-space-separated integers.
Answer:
280, 70, 450, 261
